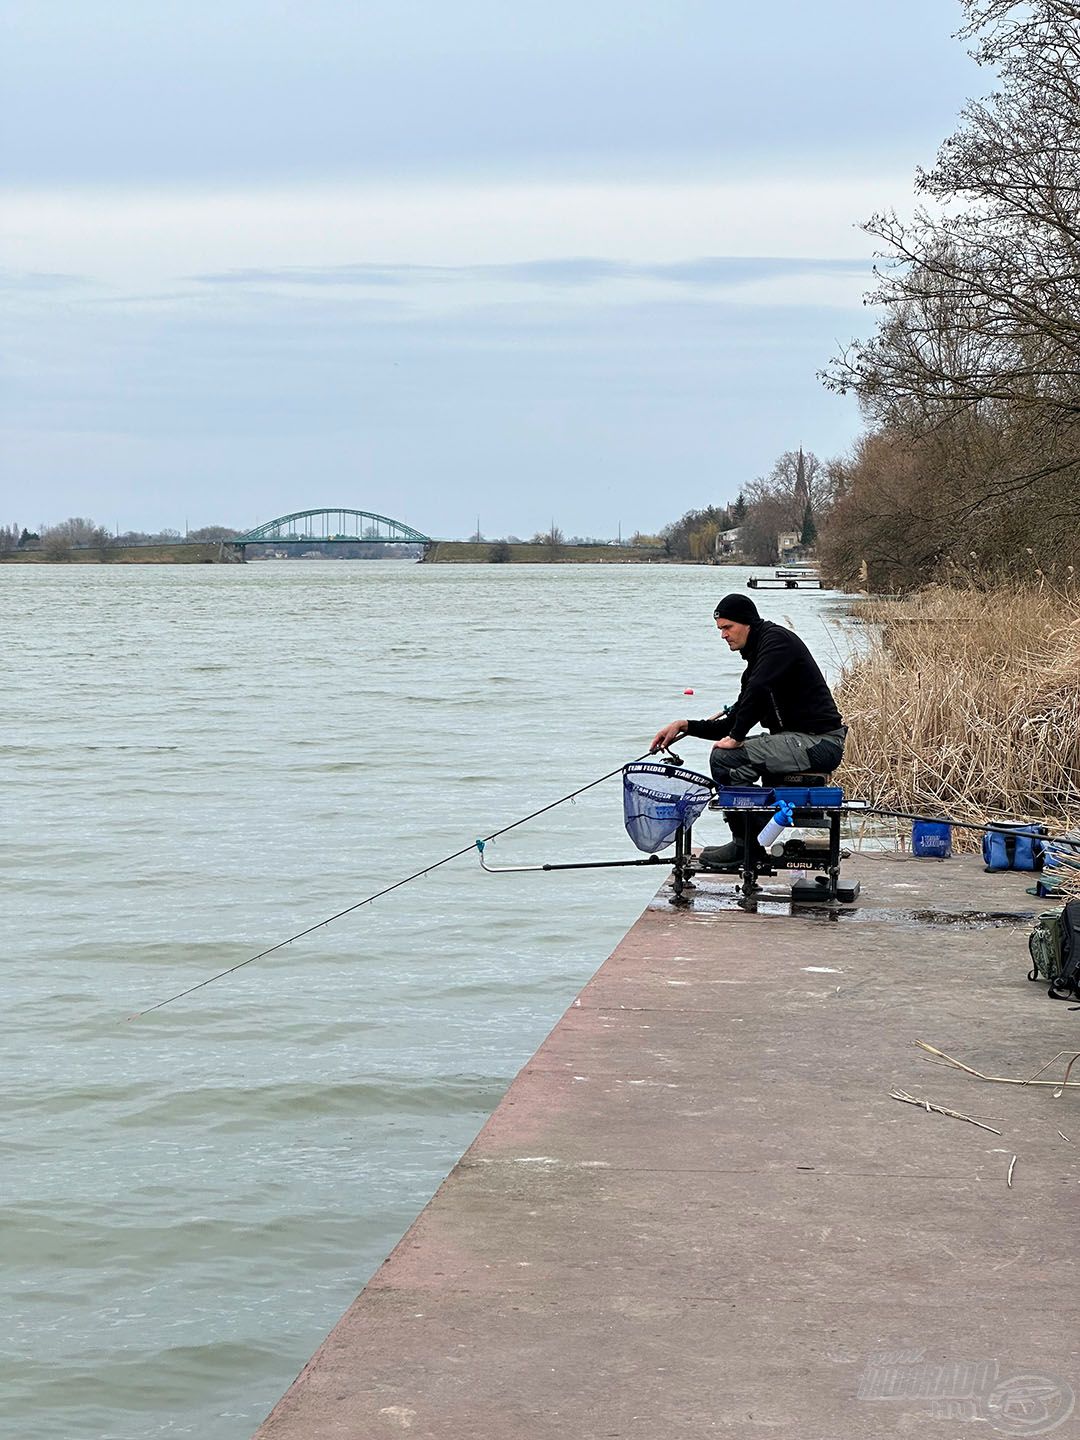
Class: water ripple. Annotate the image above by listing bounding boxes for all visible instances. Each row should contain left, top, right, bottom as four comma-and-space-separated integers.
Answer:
3, 562, 848, 1440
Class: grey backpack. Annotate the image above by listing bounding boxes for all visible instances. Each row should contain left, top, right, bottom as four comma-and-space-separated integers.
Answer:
1029, 901, 1080, 1002
1028, 908, 1065, 986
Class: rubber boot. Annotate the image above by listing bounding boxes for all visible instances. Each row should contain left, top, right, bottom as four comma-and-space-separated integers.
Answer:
699, 811, 749, 870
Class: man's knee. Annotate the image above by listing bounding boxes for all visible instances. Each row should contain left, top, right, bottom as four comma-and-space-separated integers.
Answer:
709, 746, 743, 781
710, 746, 762, 786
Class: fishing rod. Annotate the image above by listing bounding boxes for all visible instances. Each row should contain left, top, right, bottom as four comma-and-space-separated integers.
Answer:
849, 804, 1077, 840
129, 750, 657, 1020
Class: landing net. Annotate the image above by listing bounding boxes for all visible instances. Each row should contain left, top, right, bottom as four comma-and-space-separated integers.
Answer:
622, 761, 713, 854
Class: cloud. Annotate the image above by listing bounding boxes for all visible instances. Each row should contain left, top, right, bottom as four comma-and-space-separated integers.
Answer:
0, 269, 93, 291
645, 257, 869, 286
0, 179, 874, 533
178, 254, 874, 316
190, 255, 871, 290
0, 178, 902, 291
192, 264, 420, 288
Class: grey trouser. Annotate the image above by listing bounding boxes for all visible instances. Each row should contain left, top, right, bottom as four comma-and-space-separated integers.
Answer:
709, 727, 847, 787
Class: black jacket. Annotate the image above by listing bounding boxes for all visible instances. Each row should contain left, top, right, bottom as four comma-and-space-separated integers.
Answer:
685, 619, 843, 742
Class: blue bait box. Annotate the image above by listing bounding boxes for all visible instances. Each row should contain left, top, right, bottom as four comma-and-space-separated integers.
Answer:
773, 786, 844, 808
716, 786, 775, 809
772, 785, 810, 806
808, 786, 844, 807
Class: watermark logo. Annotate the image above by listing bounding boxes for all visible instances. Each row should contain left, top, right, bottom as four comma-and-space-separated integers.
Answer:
857, 1350, 1073, 1435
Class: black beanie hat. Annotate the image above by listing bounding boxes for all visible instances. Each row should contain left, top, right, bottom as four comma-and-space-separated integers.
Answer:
713, 593, 760, 625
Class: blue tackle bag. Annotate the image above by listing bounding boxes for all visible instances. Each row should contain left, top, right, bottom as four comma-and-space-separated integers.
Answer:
623, 762, 713, 854
982, 822, 1046, 872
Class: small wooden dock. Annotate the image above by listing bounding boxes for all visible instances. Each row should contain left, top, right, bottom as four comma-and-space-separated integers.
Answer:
748, 566, 822, 590
252, 854, 1079, 1440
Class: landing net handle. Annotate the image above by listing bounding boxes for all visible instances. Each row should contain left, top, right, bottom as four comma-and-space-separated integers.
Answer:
671, 819, 696, 903
477, 820, 698, 904
648, 752, 703, 901
477, 749, 701, 905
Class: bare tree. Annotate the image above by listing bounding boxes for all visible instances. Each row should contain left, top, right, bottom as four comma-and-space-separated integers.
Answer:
815, 412, 1078, 591
42, 533, 74, 561
531, 523, 564, 560
737, 451, 830, 564
768, 449, 826, 521
824, 0, 1080, 517
739, 479, 789, 565
41, 516, 111, 548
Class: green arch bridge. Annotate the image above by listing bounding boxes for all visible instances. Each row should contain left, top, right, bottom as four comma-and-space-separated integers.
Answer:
231, 509, 431, 555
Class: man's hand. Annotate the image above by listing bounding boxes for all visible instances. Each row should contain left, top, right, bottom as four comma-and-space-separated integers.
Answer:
651, 720, 688, 753
712, 736, 740, 750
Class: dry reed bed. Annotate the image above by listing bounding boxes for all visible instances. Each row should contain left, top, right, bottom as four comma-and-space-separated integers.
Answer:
836, 585, 1080, 856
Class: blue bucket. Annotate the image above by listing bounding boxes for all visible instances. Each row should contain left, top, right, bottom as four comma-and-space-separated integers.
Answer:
912, 820, 952, 858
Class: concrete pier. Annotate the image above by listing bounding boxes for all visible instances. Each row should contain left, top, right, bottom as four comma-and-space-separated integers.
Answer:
253, 854, 1080, 1439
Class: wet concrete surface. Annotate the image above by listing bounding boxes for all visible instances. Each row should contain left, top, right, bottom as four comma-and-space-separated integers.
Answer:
252, 854, 1080, 1440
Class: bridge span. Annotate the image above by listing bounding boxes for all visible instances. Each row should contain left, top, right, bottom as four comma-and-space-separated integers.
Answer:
231, 509, 431, 556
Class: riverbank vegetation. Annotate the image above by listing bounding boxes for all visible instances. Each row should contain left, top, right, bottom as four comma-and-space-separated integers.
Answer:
817, 0, 1080, 592
690, 2, 1080, 593
423, 539, 666, 564
653, 452, 835, 567
835, 582, 1080, 848
817, 1, 1080, 845
0, 518, 242, 562
0, 540, 230, 565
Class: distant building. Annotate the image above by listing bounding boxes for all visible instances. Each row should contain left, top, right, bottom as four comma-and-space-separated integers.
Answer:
715, 526, 743, 557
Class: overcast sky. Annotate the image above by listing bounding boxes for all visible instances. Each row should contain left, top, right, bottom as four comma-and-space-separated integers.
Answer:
1, 1, 984, 539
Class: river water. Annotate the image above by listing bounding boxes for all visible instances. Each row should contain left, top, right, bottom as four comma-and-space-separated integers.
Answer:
4, 562, 852, 1439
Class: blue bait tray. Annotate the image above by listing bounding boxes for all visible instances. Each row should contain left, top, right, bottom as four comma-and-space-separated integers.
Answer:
716, 787, 776, 809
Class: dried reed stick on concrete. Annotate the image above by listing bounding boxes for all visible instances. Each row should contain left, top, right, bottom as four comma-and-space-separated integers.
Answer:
915, 1040, 1080, 1088
890, 1088, 1003, 1134
1055, 1053, 1080, 1099
1022, 1050, 1080, 1089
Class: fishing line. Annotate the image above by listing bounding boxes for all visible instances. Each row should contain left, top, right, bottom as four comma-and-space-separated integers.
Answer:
129, 751, 655, 1019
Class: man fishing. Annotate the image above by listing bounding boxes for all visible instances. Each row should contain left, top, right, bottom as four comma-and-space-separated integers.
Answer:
650, 593, 846, 865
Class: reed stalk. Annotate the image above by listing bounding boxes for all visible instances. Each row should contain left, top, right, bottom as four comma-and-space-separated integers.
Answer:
835, 584, 1080, 859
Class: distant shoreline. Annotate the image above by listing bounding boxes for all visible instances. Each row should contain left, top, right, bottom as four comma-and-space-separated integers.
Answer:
422, 540, 694, 564
1, 540, 747, 566
0, 542, 230, 565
